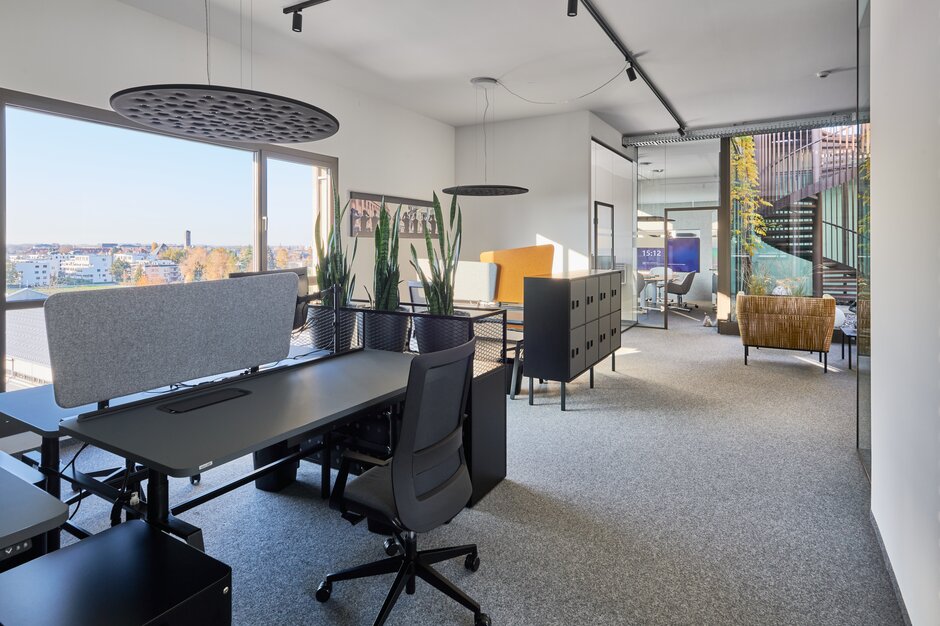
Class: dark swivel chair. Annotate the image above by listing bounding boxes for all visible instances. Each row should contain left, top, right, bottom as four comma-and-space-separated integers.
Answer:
317, 338, 490, 626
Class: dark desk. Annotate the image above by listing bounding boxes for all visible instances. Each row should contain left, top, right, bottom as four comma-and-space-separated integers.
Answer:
61, 350, 413, 534
0, 386, 159, 551
0, 466, 67, 557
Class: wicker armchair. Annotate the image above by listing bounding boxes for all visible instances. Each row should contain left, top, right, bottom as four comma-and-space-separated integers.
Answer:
735, 293, 836, 371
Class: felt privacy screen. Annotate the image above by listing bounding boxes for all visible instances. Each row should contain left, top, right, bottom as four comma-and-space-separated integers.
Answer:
44, 273, 299, 408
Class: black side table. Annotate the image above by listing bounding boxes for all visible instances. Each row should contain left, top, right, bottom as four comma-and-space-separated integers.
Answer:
841, 327, 857, 370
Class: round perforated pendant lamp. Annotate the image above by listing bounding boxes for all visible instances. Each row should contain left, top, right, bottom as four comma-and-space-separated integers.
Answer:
110, 1, 337, 144
443, 77, 528, 197
110, 85, 339, 144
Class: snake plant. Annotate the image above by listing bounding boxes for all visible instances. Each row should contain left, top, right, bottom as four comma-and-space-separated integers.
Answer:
314, 188, 357, 308
409, 192, 461, 316
367, 199, 403, 311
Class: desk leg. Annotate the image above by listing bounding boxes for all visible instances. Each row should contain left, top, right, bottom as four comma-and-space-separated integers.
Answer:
146, 469, 169, 525
849, 339, 853, 370
841, 333, 845, 359
40, 436, 61, 552
321, 431, 332, 500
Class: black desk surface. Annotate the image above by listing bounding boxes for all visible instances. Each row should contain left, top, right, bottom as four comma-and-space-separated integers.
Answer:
0, 466, 68, 547
0, 520, 231, 626
61, 350, 413, 477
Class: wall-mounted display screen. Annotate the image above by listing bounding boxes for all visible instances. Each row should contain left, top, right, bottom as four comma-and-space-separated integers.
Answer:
637, 237, 700, 272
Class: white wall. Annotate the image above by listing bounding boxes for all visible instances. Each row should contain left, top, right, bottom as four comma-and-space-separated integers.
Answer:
0, 0, 456, 300
869, 0, 940, 623
455, 110, 632, 278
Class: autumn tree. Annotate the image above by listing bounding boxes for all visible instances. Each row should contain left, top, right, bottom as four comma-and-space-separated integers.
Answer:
158, 248, 186, 264
204, 247, 237, 280
179, 246, 208, 283
274, 247, 290, 269
731, 136, 770, 259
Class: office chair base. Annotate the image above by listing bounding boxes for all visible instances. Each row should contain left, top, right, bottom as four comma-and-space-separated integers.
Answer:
317, 533, 489, 626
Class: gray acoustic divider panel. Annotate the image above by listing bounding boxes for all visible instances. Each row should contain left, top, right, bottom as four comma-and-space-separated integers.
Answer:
45, 273, 299, 408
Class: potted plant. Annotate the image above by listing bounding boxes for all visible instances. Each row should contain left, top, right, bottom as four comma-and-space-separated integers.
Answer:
311, 188, 358, 351
362, 199, 409, 351
409, 192, 471, 352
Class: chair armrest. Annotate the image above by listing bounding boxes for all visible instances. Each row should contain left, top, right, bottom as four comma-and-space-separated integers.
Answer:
329, 449, 392, 513
341, 450, 391, 467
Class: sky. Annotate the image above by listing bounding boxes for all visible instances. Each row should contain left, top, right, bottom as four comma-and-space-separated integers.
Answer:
5, 107, 317, 248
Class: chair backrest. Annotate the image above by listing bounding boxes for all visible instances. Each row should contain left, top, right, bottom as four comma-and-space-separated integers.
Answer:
392, 338, 475, 533
669, 271, 696, 295
416, 259, 497, 303
479, 244, 554, 304
407, 280, 428, 313
636, 272, 647, 295
229, 268, 309, 330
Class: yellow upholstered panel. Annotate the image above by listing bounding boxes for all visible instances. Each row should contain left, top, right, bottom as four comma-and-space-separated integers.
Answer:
479, 244, 555, 304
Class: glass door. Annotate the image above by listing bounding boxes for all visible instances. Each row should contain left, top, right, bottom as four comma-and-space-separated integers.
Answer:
593, 201, 614, 270
664, 207, 719, 328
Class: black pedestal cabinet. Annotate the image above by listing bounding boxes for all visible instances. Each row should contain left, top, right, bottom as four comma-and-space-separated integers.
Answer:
523, 270, 622, 410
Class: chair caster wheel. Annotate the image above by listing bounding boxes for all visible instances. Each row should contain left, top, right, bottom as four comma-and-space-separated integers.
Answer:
475, 613, 491, 626
189, 474, 200, 485
465, 553, 480, 572
315, 581, 332, 603
384, 537, 402, 556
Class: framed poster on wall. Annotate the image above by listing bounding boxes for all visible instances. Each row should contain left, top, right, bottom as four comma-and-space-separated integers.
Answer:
348, 191, 437, 239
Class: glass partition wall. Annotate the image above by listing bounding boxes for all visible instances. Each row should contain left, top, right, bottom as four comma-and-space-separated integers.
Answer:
636, 140, 720, 329
590, 140, 637, 330
856, 0, 871, 476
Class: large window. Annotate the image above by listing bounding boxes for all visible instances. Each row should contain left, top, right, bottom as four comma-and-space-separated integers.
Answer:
2, 94, 336, 391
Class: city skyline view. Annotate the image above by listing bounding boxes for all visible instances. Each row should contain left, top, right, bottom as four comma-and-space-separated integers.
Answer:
5, 107, 320, 248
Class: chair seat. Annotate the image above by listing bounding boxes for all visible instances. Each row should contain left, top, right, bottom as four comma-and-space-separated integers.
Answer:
345, 465, 397, 521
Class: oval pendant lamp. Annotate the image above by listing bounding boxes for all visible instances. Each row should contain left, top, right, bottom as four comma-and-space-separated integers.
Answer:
443, 77, 528, 197
110, 0, 338, 144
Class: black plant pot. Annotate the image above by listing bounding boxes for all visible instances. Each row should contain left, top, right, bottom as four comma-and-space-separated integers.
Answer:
359, 309, 410, 352
310, 307, 356, 352
413, 314, 474, 354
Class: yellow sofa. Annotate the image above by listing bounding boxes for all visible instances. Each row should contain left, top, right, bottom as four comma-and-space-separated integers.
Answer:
736, 293, 836, 371
479, 244, 554, 305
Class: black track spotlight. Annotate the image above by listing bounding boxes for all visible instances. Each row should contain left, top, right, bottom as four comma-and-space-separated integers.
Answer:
292, 11, 302, 33
625, 64, 638, 82
677, 127, 687, 137
567, 0, 578, 17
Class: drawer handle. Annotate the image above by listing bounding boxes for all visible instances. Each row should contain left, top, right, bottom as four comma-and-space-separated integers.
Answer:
576, 347, 580, 355
571, 348, 575, 358
612, 288, 618, 296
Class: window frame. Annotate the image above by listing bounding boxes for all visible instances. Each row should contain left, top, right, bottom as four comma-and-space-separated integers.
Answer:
0, 87, 339, 392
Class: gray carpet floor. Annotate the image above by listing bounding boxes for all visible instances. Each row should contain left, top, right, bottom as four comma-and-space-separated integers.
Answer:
59, 315, 903, 625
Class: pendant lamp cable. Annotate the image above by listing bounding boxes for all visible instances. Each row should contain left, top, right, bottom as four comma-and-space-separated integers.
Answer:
204, 0, 211, 85
482, 87, 490, 184
497, 61, 627, 106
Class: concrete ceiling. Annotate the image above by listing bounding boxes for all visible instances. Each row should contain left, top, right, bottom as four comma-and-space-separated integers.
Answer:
118, 0, 858, 135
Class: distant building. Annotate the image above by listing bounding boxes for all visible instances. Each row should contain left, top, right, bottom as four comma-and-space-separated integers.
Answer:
139, 259, 181, 283
60, 253, 113, 283
185, 230, 191, 248
114, 252, 149, 264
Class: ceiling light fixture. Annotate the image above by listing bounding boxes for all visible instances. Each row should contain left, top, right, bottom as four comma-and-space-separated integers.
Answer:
111, 0, 338, 144
283, 0, 332, 27
625, 64, 637, 82
443, 78, 528, 197
567, 0, 579, 17
292, 11, 302, 32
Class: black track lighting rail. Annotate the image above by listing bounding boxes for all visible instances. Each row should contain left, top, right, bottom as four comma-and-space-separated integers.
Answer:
282, 0, 331, 15
577, 0, 686, 133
